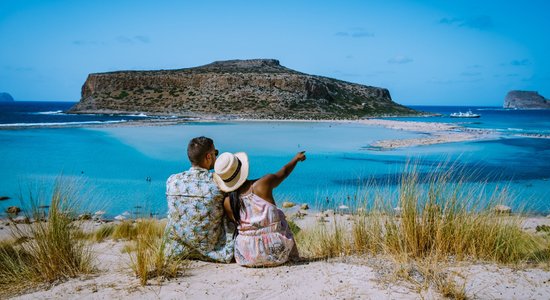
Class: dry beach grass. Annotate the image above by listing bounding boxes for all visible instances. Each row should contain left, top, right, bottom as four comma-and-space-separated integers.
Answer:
1, 166, 550, 299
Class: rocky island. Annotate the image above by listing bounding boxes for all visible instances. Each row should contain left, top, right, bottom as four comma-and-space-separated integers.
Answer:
68, 59, 417, 119
504, 90, 550, 109
0, 92, 14, 102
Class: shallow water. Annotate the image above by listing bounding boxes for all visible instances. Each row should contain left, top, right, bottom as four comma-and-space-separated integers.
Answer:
1, 121, 549, 217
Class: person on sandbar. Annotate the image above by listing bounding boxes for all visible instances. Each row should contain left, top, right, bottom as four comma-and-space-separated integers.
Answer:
164, 136, 235, 262
213, 151, 306, 267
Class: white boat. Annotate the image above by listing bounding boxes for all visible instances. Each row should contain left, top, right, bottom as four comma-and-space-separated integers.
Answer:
450, 109, 480, 118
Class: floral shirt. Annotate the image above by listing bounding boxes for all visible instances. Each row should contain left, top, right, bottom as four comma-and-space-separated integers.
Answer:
165, 166, 234, 262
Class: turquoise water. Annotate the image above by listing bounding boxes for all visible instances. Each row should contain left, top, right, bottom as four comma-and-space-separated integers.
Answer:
1, 120, 549, 217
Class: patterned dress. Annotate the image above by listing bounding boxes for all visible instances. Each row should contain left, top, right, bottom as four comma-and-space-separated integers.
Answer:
165, 166, 235, 262
235, 189, 298, 267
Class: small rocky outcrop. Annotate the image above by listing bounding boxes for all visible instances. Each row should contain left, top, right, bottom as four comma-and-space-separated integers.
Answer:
6, 206, 21, 215
0, 92, 14, 102
68, 59, 417, 119
504, 90, 550, 109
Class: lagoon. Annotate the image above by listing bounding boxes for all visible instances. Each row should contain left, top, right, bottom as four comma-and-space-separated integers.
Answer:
1, 119, 549, 217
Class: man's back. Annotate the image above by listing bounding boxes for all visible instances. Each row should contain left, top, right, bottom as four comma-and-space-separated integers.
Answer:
165, 166, 234, 262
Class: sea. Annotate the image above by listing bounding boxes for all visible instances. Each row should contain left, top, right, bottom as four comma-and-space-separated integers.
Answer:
1, 101, 549, 218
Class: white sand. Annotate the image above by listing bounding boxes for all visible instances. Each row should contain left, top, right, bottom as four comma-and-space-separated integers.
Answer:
1, 116, 504, 150
3, 215, 550, 299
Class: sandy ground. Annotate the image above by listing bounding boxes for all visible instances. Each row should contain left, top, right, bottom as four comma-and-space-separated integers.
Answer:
0, 116, 507, 150
2, 214, 550, 299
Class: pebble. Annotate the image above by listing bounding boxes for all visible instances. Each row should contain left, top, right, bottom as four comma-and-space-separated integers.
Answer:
493, 205, 512, 215
282, 201, 296, 208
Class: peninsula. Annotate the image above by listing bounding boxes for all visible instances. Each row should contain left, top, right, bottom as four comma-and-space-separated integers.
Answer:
68, 59, 417, 119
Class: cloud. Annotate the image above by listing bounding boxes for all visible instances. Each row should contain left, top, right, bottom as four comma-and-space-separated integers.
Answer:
133, 35, 150, 43
439, 15, 493, 30
387, 55, 413, 64
335, 28, 374, 38
460, 71, 481, 77
3, 66, 34, 72
72, 40, 101, 45
116, 35, 151, 44
428, 78, 483, 84
73, 35, 150, 46
510, 59, 530, 66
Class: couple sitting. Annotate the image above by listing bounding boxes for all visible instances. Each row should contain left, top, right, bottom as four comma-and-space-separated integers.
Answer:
164, 136, 305, 267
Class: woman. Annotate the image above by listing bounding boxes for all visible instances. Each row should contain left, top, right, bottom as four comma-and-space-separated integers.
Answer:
213, 151, 306, 267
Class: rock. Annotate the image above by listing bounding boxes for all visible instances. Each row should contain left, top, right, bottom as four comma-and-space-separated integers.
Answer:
493, 205, 512, 215
68, 59, 418, 119
393, 207, 402, 217
114, 215, 126, 221
78, 213, 92, 220
13, 215, 30, 224
6, 206, 21, 215
300, 203, 309, 210
337, 205, 350, 215
324, 209, 335, 217
504, 90, 550, 109
93, 210, 106, 221
0, 92, 14, 102
0, 196, 10, 201
282, 201, 296, 208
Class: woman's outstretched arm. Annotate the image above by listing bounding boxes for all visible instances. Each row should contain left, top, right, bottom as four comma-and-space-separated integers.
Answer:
263, 151, 306, 189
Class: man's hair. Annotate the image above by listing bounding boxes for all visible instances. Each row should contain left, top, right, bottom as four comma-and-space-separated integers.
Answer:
187, 136, 214, 164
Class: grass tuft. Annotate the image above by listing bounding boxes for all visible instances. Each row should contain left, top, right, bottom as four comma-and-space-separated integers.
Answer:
0, 179, 95, 297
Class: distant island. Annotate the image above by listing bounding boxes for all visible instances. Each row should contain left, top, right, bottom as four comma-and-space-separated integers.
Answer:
0, 92, 14, 102
504, 90, 550, 109
68, 59, 417, 119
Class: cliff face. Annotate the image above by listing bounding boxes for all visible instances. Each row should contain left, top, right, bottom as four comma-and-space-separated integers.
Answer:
504, 90, 550, 109
69, 59, 416, 119
0, 92, 14, 102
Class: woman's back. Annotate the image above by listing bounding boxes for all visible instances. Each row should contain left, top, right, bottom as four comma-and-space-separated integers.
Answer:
234, 187, 297, 267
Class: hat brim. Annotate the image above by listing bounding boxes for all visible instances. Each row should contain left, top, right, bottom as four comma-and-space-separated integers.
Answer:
213, 152, 249, 193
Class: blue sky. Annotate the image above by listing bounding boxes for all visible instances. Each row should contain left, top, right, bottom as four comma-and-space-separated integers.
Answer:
0, 0, 548, 106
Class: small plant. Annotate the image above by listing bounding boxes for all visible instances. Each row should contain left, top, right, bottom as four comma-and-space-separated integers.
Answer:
113, 90, 129, 99
124, 219, 185, 285
0, 179, 95, 297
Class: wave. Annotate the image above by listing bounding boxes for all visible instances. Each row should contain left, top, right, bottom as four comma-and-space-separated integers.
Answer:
0, 120, 128, 127
475, 108, 510, 111
120, 113, 148, 117
32, 110, 65, 115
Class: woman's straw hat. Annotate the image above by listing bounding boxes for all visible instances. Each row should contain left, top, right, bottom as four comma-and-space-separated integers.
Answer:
213, 152, 249, 192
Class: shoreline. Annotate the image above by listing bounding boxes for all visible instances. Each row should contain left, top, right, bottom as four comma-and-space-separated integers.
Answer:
1, 115, 548, 150
0, 116, 507, 150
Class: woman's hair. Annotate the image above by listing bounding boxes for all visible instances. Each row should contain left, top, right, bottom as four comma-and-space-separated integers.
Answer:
229, 190, 243, 227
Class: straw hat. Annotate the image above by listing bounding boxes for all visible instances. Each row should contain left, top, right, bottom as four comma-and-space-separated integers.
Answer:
213, 152, 249, 192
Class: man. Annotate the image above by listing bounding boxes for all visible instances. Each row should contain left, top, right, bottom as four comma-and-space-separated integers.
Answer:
165, 136, 234, 262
